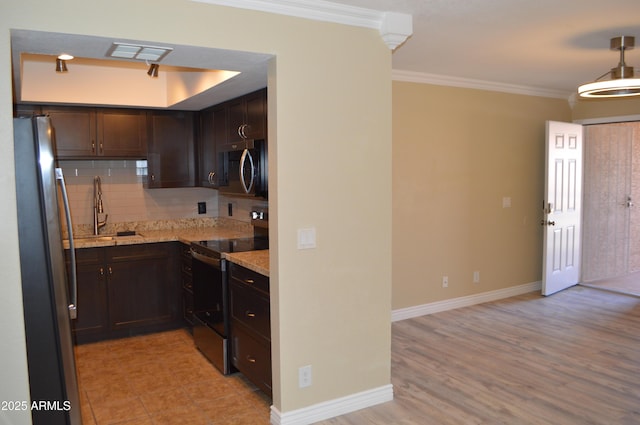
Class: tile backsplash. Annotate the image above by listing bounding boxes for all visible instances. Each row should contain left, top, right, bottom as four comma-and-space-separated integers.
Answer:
59, 160, 219, 226
59, 159, 268, 227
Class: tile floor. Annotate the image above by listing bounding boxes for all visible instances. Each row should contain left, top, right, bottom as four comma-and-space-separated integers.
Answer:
74, 329, 271, 425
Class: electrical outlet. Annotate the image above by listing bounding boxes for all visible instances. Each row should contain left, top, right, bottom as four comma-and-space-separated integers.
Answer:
473, 271, 480, 283
299, 365, 312, 388
442, 276, 449, 288
197, 202, 206, 214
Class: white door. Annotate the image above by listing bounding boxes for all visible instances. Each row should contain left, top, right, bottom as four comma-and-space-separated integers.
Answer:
542, 121, 583, 296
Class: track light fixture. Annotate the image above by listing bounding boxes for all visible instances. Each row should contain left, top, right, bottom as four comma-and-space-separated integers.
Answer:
147, 63, 159, 78
578, 36, 640, 98
55, 54, 73, 73
55, 58, 68, 73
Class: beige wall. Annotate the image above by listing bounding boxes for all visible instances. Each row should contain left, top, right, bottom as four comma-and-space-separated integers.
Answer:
392, 82, 572, 309
1, 0, 392, 420
573, 96, 640, 121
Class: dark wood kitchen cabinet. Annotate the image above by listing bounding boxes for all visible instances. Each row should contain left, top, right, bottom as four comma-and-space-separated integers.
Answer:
227, 89, 266, 143
198, 105, 226, 188
229, 263, 271, 397
107, 243, 178, 333
68, 242, 181, 344
146, 110, 196, 188
44, 106, 147, 158
219, 88, 267, 150
68, 248, 109, 343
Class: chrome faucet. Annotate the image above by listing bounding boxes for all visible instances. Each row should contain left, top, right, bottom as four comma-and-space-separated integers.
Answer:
93, 176, 108, 235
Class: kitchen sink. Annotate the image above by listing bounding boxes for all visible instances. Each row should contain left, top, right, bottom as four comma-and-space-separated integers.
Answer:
73, 235, 115, 242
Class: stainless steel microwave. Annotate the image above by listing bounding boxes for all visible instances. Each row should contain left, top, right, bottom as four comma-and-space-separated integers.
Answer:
218, 139, 268, 199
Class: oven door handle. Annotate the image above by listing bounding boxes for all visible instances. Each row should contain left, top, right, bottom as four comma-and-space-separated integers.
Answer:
191, 248, 221, 268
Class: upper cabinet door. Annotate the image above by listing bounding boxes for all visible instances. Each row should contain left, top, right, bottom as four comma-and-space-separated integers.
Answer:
198, 106, 227, 188
44, 106, 97, 157
244, 88, 266, 141
97, 109, 147, 157
45, 106, 147, 159
223, 88, 267, 147
146, 111, 196, 188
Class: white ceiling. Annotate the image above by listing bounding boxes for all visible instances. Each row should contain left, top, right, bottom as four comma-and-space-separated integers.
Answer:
344, 0, 640, 97
11, 0, 640, 108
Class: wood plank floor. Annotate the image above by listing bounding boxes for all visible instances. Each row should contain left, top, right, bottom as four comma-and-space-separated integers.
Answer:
318, 286, 640, 425
581, 272, 640, 297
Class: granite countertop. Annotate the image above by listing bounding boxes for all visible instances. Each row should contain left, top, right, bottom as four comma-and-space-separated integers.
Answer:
63, 218, 269, 276
224, 250, 270, 277
63, 218, 255, 249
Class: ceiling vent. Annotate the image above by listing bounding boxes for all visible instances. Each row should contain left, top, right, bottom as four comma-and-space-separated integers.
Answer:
106, 42, 173, 62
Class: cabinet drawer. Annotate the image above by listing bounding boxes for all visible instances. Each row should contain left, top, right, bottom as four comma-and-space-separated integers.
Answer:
72, 247, 104, 265
181, 262, 193, 277
231, 321, 271, 397
229, 263, 269, 295
182, 291, 194, 326
230, 281, 270, 339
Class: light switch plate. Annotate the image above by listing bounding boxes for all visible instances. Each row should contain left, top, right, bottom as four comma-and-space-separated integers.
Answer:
297, 227, 317, 249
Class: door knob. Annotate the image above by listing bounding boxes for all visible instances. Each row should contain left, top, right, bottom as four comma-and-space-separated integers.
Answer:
540, 220, 556, 226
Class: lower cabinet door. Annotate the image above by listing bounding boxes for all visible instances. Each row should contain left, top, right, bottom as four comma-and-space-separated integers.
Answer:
108, 256, 172, 331
231, 321, 272, 397
72, 263, 109, 343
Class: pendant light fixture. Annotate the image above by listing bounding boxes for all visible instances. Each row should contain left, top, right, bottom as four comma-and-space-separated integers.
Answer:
578, 36, 640, 98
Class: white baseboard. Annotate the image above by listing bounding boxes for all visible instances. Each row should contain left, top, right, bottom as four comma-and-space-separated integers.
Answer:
391, 281, 542, 322
270, 384, 393, 425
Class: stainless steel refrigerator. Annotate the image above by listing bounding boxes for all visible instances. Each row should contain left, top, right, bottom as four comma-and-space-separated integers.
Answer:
13, 116, 81, 425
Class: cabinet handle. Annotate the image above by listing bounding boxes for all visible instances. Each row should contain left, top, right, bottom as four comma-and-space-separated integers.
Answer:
99, 141, 104, 154
246, 355, 257, 364
150, 174, 155, 182
245, 310, 256, 318
99, 267, 104, 277
208, 171, 216, 185
108, 266, 113, 276
244, 278, 255, 285
91, 141, 96, 154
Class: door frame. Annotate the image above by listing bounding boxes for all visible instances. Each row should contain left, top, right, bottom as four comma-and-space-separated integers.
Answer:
571, 113, 640, 287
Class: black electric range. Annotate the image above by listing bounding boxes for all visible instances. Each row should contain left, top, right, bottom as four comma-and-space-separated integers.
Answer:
189, 236, 268, 375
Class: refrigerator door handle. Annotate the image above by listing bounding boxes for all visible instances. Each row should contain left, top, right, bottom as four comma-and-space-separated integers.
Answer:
56, 168, 78, 320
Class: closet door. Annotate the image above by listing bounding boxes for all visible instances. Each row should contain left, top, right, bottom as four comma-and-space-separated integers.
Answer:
582, 123, 632, 282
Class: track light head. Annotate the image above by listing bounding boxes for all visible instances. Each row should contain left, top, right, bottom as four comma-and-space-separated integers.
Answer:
55, 58, 68, 73
147, 63, 159, 78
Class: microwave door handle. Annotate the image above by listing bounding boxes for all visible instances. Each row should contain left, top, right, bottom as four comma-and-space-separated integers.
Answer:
240, 148, 256, 194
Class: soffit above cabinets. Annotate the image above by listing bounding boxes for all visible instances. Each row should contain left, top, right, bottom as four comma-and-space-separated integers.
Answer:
11, 30, 272, 110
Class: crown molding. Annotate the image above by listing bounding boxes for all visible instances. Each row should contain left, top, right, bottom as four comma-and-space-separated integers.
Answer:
191, 0, 412, 50
393, 69, 573, 100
